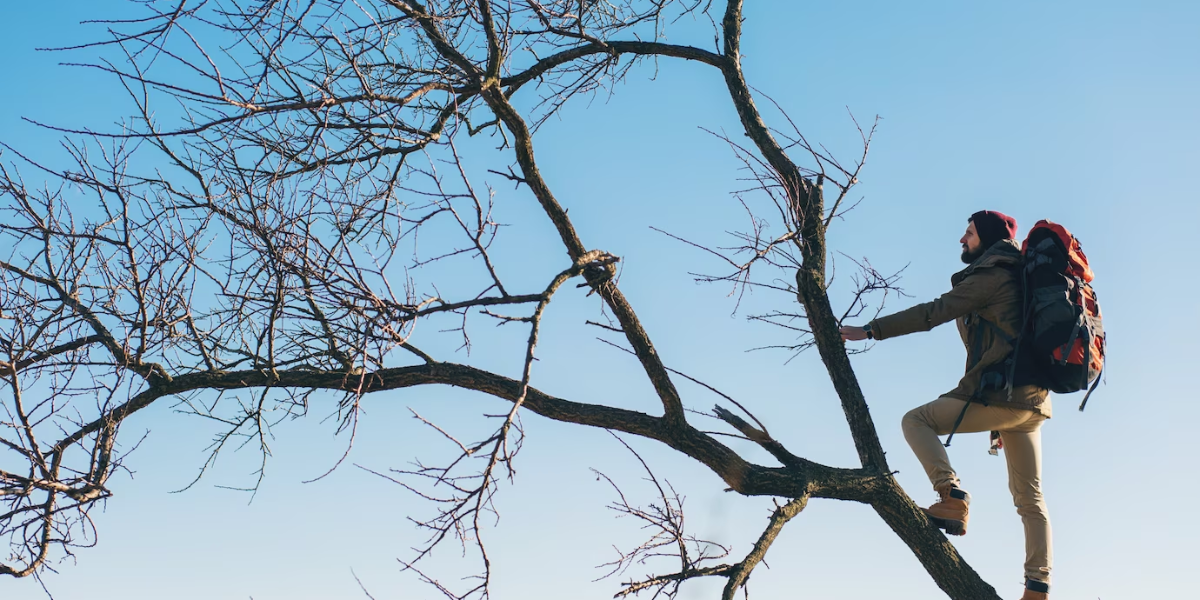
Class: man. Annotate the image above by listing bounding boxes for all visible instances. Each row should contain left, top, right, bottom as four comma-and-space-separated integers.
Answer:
840, 211, 1052, 600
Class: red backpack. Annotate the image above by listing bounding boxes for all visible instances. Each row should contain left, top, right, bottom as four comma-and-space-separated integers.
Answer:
1018, 220, 1105, 409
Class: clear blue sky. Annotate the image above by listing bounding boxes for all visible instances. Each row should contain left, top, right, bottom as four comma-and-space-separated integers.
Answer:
2, 1, 1198, 599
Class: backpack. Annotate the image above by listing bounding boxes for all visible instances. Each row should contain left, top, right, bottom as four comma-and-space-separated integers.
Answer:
1017, 220, 1105, 410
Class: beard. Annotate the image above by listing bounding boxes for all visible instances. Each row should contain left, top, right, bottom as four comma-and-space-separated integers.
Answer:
960, 246, 985, 264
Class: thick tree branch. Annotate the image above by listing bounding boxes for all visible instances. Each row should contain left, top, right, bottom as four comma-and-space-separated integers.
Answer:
45, 361, 873, 502
501, 41, 726, 93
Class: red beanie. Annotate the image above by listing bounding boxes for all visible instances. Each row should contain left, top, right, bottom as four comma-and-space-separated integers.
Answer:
969, 210, 1018, 248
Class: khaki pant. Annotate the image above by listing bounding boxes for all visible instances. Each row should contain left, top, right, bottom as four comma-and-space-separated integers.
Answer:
902, 397, 1052, 585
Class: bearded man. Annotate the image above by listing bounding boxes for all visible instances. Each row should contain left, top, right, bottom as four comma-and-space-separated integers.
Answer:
840, 210, 1052, 600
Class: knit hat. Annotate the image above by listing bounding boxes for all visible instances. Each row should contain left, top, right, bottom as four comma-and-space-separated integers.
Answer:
969, 210, 1018, 249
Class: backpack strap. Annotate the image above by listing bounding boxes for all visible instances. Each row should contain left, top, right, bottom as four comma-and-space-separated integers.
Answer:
966, 314, 1014, 369
977, 315, 1015, 343
1076, 317, 1103, 410
1078, 366, 1102, 411
943, 397, 973, 448
976, 315, 1020, 399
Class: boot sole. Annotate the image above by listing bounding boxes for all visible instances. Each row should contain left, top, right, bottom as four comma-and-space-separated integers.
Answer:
926, 513, 967, 536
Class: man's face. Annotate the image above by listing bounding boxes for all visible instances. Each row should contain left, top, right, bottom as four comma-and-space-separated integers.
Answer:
960, 221, 982, 263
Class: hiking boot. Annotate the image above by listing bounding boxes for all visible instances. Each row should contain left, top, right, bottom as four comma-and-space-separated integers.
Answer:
923, 484, 970, 536
1019, 579, 1049, 600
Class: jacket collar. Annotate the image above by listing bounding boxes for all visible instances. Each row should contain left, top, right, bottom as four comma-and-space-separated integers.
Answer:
953, 239, 1020, 283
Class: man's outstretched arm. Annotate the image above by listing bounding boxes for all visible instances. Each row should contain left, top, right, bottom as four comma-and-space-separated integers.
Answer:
841, 271, 1001, 342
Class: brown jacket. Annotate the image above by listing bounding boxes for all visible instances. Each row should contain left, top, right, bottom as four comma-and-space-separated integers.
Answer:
870, 239, 1050, 416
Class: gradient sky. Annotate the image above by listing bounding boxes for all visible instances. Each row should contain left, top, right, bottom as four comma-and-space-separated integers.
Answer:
2, 1, 1198, 600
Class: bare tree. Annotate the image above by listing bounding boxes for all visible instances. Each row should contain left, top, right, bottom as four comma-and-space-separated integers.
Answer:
1, 1, 1001, 598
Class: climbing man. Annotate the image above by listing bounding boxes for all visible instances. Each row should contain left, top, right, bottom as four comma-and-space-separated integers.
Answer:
839, 210, 1052, 600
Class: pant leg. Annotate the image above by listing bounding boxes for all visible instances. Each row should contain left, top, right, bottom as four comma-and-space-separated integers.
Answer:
999, 417, 1052, 585
902, 397, 1039, 490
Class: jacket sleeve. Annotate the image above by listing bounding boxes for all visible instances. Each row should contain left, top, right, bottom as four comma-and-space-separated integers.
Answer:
869, 269, 1002, 340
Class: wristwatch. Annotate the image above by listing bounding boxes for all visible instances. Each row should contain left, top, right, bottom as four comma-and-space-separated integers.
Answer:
863, 323, 874, 340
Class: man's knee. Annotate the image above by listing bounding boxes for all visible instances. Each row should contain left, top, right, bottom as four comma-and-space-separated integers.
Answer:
1010, 484, 1046, 513
1015, 500, 1050, 525
903, 398, 975, 437
901, 406, 929, 433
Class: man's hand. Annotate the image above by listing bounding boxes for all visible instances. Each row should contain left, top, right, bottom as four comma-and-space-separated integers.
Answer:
840, 325, 870, 342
